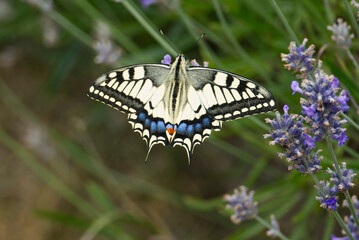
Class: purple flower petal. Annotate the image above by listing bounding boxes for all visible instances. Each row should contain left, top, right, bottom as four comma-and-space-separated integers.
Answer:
291, 81, 303, 95
303, 133, 316, 148
301, 105, 315, 118
331, 77, 339, 88
325, 197, 337, 210
338, 131, 349, 146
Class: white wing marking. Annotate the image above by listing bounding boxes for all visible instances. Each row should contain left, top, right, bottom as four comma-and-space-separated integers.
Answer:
133, 66, 145, 79
188, 87, 201, 111
203, 84, 217, 107
149, 85, 165, 107
214, 86, 226, 104
214, 72, 227, 86
117, 81, 128, 92
129, 80, 143, 98
223, 88, 234, 103
123, 69, 130, 80
123, 81, 135, 95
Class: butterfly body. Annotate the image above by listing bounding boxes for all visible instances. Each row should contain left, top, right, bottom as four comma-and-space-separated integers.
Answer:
88, 54, 277, 163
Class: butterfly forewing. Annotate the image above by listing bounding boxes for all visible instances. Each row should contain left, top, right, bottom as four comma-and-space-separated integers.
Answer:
187, 67, 277, 121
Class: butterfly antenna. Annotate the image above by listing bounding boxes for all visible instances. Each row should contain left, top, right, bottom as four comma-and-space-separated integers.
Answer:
159, 29, 179, 55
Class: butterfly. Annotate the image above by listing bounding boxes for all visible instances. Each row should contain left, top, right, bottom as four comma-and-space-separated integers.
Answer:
87, 54, 277, 163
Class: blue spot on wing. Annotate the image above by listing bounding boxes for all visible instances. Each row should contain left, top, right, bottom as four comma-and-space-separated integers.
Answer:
157, 121, 165, 132
195, 123, 202, 131
177, 123, 187, 134
145, 119, 151, 127
202, 117, 210, 127
151, 121, 157, 132
138, 112, 146, 121
186, 124, 194, 135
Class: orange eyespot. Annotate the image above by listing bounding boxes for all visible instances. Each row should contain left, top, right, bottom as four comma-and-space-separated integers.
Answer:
166, 128, 176, 135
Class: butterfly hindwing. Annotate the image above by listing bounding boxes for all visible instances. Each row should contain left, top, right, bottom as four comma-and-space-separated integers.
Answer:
171, 116, 222, 162
187, 67, 277, 121
87, 64, 171, 152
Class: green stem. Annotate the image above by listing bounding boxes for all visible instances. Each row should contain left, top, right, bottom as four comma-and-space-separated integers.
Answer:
255, 216, 290, 240
345, 48, 359, 72
311, 173, 325, 196
121, 0, 177, 56
50, 11, 93, 47
344, 190, 359, 230
343, 0, 359, 37
323, 0, 334, 23
269, 0, 299, 43
332, 211, 356, 240
342, 113, 359, 131
211, 0, 271, 82
325, 133, 342, 178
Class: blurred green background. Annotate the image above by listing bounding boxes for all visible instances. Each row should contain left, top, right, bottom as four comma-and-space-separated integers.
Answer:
0, 0, 359, 239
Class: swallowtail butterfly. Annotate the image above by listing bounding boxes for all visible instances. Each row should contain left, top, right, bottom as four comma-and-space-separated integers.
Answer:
87, 54, 277, 163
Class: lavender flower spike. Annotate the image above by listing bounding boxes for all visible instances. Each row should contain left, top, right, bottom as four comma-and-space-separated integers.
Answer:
223, 186, 258, 224
292, 61, 349, 145
281, 38, 316, 79
327, 162, 356, 192
327, 18, 354, 49
264, 105, 322, 175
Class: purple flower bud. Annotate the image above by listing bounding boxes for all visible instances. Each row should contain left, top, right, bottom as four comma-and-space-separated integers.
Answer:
190, 59, 200, 66
283, 105, 289, 114
161, 54, 171, 65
